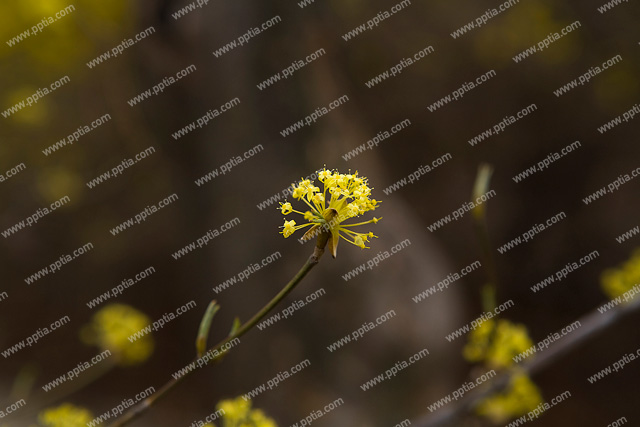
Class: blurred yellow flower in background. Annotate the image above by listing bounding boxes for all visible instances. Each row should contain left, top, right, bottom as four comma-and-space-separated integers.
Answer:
38, 403, 93, 427
464, 319, 542, 424
214, 397, 277, 427
464, 319, 534, 369
475, 373, 543, 424
1, 0, 129, 68
601, 249, 640, 301
81, 304, 153, 366
3, 87, 50, 125
36, 166, 84, 204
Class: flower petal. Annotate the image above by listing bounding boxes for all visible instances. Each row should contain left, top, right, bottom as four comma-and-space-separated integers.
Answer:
301, 224, 321, 242
328, 230, 340, 258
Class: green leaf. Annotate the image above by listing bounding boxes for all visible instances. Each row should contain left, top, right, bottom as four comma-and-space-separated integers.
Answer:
196, 300, 220, 358
229, 317, 241, 337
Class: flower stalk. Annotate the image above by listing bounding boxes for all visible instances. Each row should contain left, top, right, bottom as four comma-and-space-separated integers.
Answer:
109, 233, 330, 427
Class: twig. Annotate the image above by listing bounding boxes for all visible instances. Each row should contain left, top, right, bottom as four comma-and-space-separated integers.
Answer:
413, 296, 640, 427
109, 234, 329, 426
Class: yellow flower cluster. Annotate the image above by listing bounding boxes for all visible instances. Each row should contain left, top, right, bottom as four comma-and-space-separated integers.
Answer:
213, 397, 277, 427
476, 373, 543, 424
463, 319, 533, 369
464, 319, 542, 423
601, 249, 640, 300
38, 403, 93, 427
81, 304, 153, 366
280, 169, 380, 257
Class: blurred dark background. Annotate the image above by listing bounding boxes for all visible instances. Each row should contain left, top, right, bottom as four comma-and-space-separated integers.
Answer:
1, 0, 639, 425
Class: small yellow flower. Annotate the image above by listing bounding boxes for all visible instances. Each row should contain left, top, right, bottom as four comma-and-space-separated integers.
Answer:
81, 304, 153, 366
476, 373, 543, 424
38, 403, 93, 427
214, 397, 278, 427
464, 319, 533, 369
601, 249, 640, 300
292, 186, 304, 199
347, 203, 359, 216
280, 202, 293, 215
318, 169, 332, 181
279, 168, 381, 257
282, 220, 297, 238
312, 193, 325, 204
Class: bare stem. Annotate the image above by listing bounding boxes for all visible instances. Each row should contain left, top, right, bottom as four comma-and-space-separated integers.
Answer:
109, 234, 329, 427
